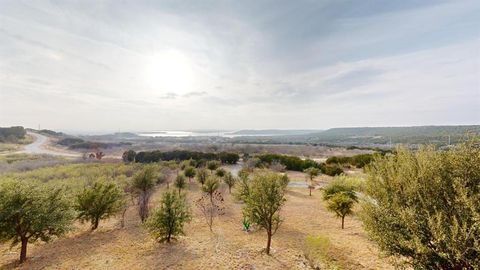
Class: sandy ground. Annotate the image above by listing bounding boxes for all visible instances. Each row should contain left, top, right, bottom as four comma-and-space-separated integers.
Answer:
0, 176, 393, 270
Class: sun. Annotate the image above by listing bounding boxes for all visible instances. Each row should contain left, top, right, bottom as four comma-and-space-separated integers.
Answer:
144, 50, 195, 94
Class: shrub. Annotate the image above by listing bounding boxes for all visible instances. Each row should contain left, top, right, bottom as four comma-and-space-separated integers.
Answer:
196, 168, 208, 185
75, 181, 125, 230
215, 168, 226, 177
122, 150, 136, 163
361, 141, 480, 269
304, 235, 341, 269
145, 190, 191, 243
207, 160, 220, 171
174, 174, 187, 195
184, 166, 196, 182
0, 180, 74, 263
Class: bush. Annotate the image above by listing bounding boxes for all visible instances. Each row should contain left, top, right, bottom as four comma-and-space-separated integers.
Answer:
257, 153, 320, 171
145, 190, 191, 243
361, 141, 480, 269
134, 150, 239, 164
304, 235, 341, 269
75, 180, 125, 230
132, 166, 157, 222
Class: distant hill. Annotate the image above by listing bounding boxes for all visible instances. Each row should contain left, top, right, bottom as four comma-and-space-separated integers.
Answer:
232, 129, 320, 136
305, 125, 480, 146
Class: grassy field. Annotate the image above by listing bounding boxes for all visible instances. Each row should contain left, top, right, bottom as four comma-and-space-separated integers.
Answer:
0, 163, 393, 269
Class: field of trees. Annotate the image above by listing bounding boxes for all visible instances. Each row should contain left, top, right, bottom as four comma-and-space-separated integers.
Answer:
0, 137, 478, 269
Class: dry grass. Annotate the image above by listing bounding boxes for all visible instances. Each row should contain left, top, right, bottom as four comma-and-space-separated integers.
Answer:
0, 177, 393, 270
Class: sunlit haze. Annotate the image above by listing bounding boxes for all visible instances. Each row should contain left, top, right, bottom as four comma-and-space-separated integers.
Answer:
0, 0, 479, 133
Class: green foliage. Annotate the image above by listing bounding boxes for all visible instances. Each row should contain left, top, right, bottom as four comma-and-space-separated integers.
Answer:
0, 126, 26, 143
196, 168, 208, 185
175, 174, 187, 195
257, 153, 319, 171
202, 177, 220, 198
242, 217, 251, 231
75, 180, 125, 230
184, 166, 196, 181
215, 168, 226, 177
304, 167, 320, 180
234, 172, 250, 202
207, 160, 220, 171
0, 180, 74, 263
243, 171, 287, 254
326, 153, 381, 168
145, 190, 191, 243
134, 150, 239, 164
223, 172, 236, 193
326, 193, 355, 229
322, 175, 361, 202
321, 164, 344, 176
361, 141, 480, 269
122, 150, 137, 163
132, 166, 157, 222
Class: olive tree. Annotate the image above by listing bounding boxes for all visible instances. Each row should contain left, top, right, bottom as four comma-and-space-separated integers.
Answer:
304, 167, 320, 196
132, 166, 157, 222
362, 141, 480, 269
243, 171, 287, 254
145, 190, 191, 243
175, 174, 187, 195
184, 166, 196, 182
326, 193, 354, 229
0, 180, 74, 263
75, 181, 125, 230
223, 172, 236, 194
196, 168, 208, 185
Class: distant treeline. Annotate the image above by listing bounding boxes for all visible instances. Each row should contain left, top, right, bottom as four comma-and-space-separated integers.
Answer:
57, 138, 131, 150
0, 126, 26, 143
256, 153, 344, 176
134, 150, 240, 164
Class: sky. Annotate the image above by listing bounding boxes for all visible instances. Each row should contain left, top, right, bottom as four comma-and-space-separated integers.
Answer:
0, 0, 479, 133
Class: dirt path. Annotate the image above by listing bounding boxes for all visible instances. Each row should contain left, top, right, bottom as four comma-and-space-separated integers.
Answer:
19, 132, 80, 157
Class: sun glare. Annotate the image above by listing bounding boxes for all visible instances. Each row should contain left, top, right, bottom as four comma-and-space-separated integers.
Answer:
144, 50, 195, 94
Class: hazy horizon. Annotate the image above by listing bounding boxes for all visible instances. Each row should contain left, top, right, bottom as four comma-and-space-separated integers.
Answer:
1, 0, 479, 132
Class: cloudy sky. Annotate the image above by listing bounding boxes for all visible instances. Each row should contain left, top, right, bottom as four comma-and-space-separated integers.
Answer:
0, 0, 479, 133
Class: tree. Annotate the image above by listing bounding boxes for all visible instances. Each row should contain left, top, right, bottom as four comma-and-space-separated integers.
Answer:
75, 181, 125, 230
175, 174, 187, 195
234, 171, 250, 202
196, 168, 208, 185
122, 150, 136, 163
145, 190, 191, 243
0, 181, 74, 263
184, 166, 196, 182
322, 175, 360, 202
304, 167, 320, 196
207, 160, 220, 172
361, 141, 480, 269
195, 190, 225, 232
223, 172, 236, 193
202, 177, 220, 202
243, 172, 287, 254
215, 168, 226, 178
132, 166, 157, 222
326, 193, 354, 229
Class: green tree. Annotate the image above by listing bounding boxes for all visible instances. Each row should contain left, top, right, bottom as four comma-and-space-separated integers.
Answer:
132, 166, 157, 222
175, 174, 187, 195
322, 175, 360, 202
223, 172, 236, 194
0, 181, 74, 263
243, 172, 287, 254
362, 141, 480, 269
304, 167, 320, 196
196, 168, 208, 185
326, 193, 354, 229
215, 168, 226, 178
75, 181, 125, 230
207, 160, 220, 172
122, 150, 136, 163
184, 166, 196, 182
202, 177, 220, 202
145, 190, 191, 243
234, 172, 250, 202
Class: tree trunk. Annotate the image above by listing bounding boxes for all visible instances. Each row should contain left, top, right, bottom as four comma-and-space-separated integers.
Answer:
341, 215, 345, 229
309, 188, 312, 196
266, 232, 272, 255
92, 218, 99, 230
228, 186, 231, 194
20, 238, 27, 263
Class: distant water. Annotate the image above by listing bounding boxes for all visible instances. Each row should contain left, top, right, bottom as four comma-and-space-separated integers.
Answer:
137, 130, 297, 138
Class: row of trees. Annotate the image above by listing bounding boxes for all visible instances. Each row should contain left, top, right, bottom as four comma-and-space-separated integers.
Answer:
130, 150, 240, 164
255, 153, 344, 176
